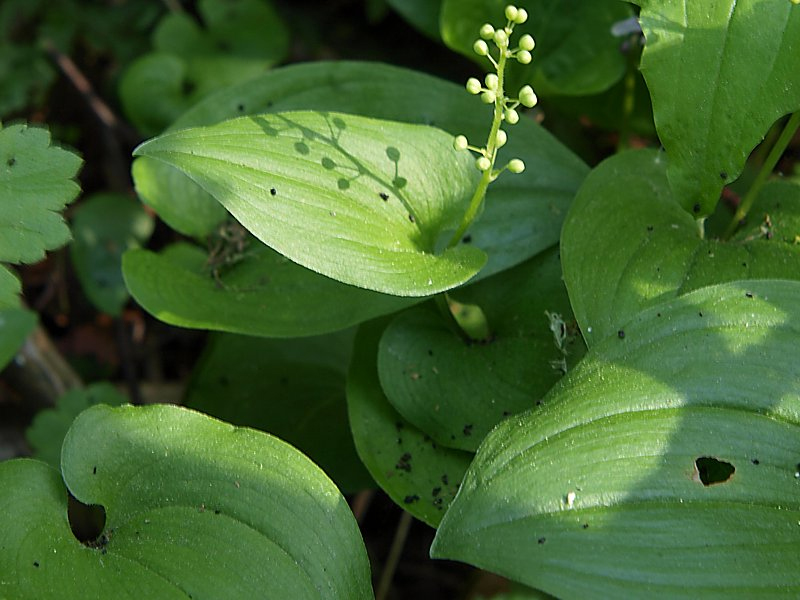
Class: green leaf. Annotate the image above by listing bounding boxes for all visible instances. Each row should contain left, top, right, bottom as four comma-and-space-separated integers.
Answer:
632, 0, 800, 215
185, 330, 373, 492
0, 122, 82, 264
440, 0, 631, 96
152, 60, 588, 280
0, 306, 36, 369
0, 404, 373, 599
378, 248, 584, 452
70, 194, 154, 316
347, 320, 472, 526
122, 242, 417, 337
432, 280, 800, 597
386, 0, 443, 40
135, 110, 487, 296
0, 265, 22, 308
561, 150, 800, 347
118, 0, 288, 136
25, 382, 127, 468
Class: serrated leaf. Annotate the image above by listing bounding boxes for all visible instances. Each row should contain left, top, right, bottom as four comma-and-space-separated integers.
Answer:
0, 123, 82, 264
145, 60, 587, 278
26, 382, 127, 468
70, 194, 154, 316
123, 242, 417, 337
432, 280, 800, 598
185, 330, 373, 492
135, 110, 487, 296
440, 0, 631, 96
0, 404, 373, 599
378, 248, 584, 452
347, 320, 472, 526
561, 149, 800, 346
632, 0, 800, 215
0, 306, 35, 369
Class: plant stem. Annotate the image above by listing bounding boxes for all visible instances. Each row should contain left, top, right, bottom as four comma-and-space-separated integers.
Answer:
375, 510, 413, 600
448, 48, 509, 248
724, 111, 800, 239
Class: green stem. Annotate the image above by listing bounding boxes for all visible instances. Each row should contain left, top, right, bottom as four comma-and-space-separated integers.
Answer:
724, 111, 800, 239
375, 510, 413, 600
448, 46, 509, 248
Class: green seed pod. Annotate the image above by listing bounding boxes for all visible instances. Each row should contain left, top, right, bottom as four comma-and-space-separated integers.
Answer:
508, 158, 525, 173
466, 77, 482, 94
519, 85, 538, 108
473, 39, 490, 56
519, 34, 535, 51
453, 135, 469, 151
484, 73, 499, 91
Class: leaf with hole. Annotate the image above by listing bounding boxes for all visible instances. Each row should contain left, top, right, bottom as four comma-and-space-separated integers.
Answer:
561, 149, 800, 346
134, 110, 487, 296
185, 330, 373, 492
122, 242, 417, 337
378, 248, 585, 452
632, 0, 800, 215
432, 279, 800, 597
0, 404, 373, 599
70, 194, 154, 316
143, 60, 588, 280
347, 320, 472, 526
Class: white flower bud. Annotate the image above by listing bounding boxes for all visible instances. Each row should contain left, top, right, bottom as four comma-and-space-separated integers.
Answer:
517, 50, 532, 64
508, 158, 525, 173
505, 5, 518, 21
481, 90, 497, 104
519, 34, 535, 51
473, 39, 490, 56
484, 73, 499, 90
515, 8, 528, 24
476, 156, 491, 171
453, 135, 469, 151
504, 108, 520, 124
466, 77, 482, 94
495, 129, 507, 148
519, 85, 538, 108
480, 23, 495, 39
493, 29, 508, 48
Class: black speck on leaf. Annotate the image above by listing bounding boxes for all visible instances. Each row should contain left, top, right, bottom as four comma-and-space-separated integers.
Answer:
396, 452, 412, 472
537, 537, 546, 545
33, 561, 39, 567
441, 474, 449, 485
462, 234, 472, 243
403, 494, 420, 504
270, 188, 277, 196
7, 157, 16, 167
618, 330, 625, 339
432, 487, 441, 497
463, 424, 473, 436
720, 171, 728, 180
582, 523, 589, 529
745, 292, 754, 298
692, 203, 701, 213
698, 311, 703, 317
237, 103, 245, 112
92, 466, 97, 475
646, 225, 654, 232
751, 459, 760, 465
408, 214, 415, 223
379, 192, 389, 201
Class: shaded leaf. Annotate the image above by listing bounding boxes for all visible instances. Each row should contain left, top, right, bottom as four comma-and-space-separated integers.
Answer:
185, 330, 373, 492
147, 60, 588, 279
386, 0, 443, 40
433, 280, 800, 597
122, 242, 417, 337
0, 307, 36, 370
25, 382, 127, 468
440, 0, 631, 96
347, 320, 472, 526
561, 150, 800, 346
70, 194, 154, 316
0, 123, 82, 264
0, 404, 373, 599
135, 110, 487, 296
632, 0, 800, 215
378, 248, 584, 452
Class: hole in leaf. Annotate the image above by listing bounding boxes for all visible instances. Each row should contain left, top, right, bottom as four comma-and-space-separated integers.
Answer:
68, 492, 106, 546
693, 456, 735, 486
449, 300, 491, 343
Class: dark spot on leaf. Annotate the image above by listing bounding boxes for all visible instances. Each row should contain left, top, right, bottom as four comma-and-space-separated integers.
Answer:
427, 349, 433, 356
408, 214, 415, 223
379, 192, 389, 201
617, 330, 625, 339
270, 188, 277, 196
537, 537, 546, 545
463, 424, 473, 436
657, 312, 662, 317
403, 494, 419, 504
693, 456, 735, 486
698, 311, 703, 317
692, 203, 701, 213
745, 292, 754, 298
742, 262, 747, 268
432, 487, 441, 497
751, 459, 760, 465
502, 410, 510, 416
462, 234, 472, 243
720, 171, 727, 180
237, 103, 245, 112
33, 561, 39, 567
441, 474, 449, 485
395, 421, 404, 430
214, 509, 221, 514
294, 141, 310, 155
92, 466, 97, 475
338, 178, 350, 190
396, 452, 412, 472
582, 523, 589, 529
7, 157, 16, 167
181, 79, 196, 96
646, 225, 653, 232
535, 400, 542, 406
266, 101, 273, 108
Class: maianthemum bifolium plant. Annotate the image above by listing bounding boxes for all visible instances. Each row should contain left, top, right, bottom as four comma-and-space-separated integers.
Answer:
1, 0, 800, 598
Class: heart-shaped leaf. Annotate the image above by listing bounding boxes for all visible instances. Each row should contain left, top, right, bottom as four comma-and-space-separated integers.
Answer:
70, 194, 154, 316
347, 320, 472, 526
561, 149, 800, 346
123, 242, 417, 337
135, 110, 487, 296
185, 330, 373, 492
432, 279, 800, 597
632, 0, 800, 215
440, 0, 631, 96
0, 306, 36, 369
142, 60, 588, 277
378, 248, 584, 452
0, 404, 373, 599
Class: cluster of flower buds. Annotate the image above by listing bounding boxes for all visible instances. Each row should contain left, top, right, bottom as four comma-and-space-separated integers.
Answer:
454, 5, 538, 178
